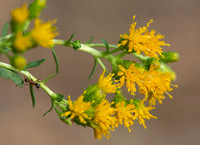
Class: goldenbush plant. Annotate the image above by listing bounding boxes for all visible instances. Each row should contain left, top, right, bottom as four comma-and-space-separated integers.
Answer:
0, 0, 179, 139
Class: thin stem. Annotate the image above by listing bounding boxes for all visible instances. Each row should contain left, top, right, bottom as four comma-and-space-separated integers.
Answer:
87, 43, 118, 49
0, 62, 61, 101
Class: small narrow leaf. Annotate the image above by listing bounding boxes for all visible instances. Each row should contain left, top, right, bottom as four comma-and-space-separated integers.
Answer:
88, 58, 98, 79
43, 103, 54, 116
29, 84, 36, 108
101, 39, 109, 53
0, 67, 24, 87
85, 36, 94, 44
2, 22, 9, 37
68, 33, 76, 42
25, 58, 46, 69
51, 47, 59, 74
64, 33, 76, 46
43, 73, 56, 83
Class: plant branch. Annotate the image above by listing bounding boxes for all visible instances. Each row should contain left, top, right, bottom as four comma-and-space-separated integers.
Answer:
0, 62, 64, 102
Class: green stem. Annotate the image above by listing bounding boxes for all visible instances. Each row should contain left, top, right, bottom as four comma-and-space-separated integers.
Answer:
53, 39, 149, 68
87, 43, 118, 49
0, 62, 63, 102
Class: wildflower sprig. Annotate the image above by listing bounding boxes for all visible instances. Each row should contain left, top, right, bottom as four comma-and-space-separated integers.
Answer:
0, 0, 179, 140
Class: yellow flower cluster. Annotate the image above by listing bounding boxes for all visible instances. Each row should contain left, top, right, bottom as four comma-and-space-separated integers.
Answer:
93, 99, 116, 139
138, 65, 177, 106
11, 3, 29, 24
97, 70, 118, 93
132, 100, 157, 128
11, 2, 58, 51
31, 19, 58, 48
117, 63, 175, 106
117, 63, 142, 95
61, 95, 92, 124
13, 33, 32, 52
114, 101, 135, 132
61, 71, 159, 139
119, 16, 169, 58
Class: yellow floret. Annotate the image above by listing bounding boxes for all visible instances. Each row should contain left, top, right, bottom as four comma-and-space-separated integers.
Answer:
11, 3, 29, 24
31, 19, 59, 48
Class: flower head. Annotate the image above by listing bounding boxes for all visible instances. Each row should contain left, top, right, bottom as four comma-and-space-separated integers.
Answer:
138, 65, 176, 106
133, 100, 157, 128
119, 16, 169, 58
11, 3, 29, 24
31, 19, 58, 48
62, 95, 92, 124
97, 70, 118, 93
13, 33, 32, 52
115, 101, 136, 132
117, 63, 142, 95
92, 99, 116, 139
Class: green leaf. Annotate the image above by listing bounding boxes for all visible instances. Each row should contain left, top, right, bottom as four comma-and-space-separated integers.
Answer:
29, 84, 36, 108
56, 94, 64, 102
51, 47, 59, 74
1, 22, 9, 37
0, 47, 10, 53
64, 33, 76, 46
85, 36, 94, 44
0, 67, 23, 87
43, 103, 54, 116
25, 58, 46, 69
0, 67, 9, 79
43, 73, 56, 83
101, 39, 109, 53
88, 57, 98, 79
68, 33, 76, 42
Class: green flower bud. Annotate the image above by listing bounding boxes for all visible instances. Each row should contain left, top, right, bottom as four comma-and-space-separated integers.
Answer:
11, 55, 27, 69
159, 51, 180, 63
28, 0, 46, 19
72, 40, 81, 51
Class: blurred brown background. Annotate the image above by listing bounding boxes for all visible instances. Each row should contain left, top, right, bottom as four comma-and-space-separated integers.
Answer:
0, 0, 199, 145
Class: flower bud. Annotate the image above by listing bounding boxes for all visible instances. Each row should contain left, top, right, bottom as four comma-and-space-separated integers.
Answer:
10, 3, 29, 32
159, 51, 180, 63
11, 55, 27, 69
28, 0, 46, 19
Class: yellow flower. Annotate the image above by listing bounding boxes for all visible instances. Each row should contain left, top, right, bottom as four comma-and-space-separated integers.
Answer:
138, 65, 176, 106
62, 95, 92, 124
119, 16, 169, 58
117, 63, 142, 95
93, 99, 116, 139
31, 19, 59, 48
133, 100, 157, 128
11, 3, 29, 24
14, 33, 32, 52
97, 70, 118, 93
115, 101, 136, 132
